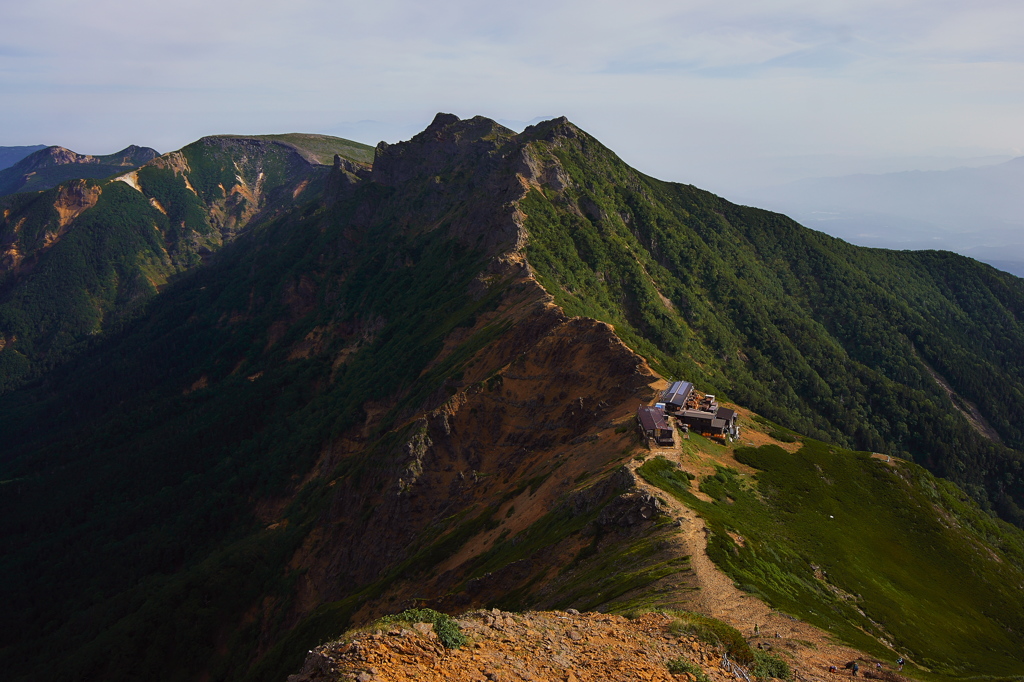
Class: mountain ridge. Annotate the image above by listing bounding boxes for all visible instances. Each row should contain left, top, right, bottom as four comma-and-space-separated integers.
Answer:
0, 114, 1022, 682
0, 145, 49, 171
0, 144, 160, 196
0, 132, 374, 389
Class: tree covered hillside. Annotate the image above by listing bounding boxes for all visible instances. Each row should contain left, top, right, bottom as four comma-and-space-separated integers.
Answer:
0, 134, 372, 390
517, 117, 1024, 523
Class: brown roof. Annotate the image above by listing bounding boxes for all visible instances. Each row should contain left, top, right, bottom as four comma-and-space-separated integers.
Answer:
638, 406, 670, 432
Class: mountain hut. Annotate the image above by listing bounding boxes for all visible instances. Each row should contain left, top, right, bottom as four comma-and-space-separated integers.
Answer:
661, 381, 693, 412
638, 406, 675, 446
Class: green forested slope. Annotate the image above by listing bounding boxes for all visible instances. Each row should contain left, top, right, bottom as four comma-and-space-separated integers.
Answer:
517, 118, 1024, 523
243, 132, 376, 165
1, 115, 1023, 682
0, 135, 367, 390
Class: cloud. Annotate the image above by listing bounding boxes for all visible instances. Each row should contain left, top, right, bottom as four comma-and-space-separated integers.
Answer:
1, 0, 1023, 192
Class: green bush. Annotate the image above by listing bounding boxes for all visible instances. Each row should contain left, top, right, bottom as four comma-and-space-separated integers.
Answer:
768, 429, 797, 443
667, 656, 711, 682
375, 608, 468, 649
666, 611, 753, 665
751, 649, 792, 680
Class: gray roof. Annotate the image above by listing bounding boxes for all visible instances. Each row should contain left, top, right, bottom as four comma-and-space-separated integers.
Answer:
662, 380, 693, 406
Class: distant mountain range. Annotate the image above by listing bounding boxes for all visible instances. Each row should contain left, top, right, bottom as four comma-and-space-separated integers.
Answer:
740, 157, 1024, 277
0, 146, 48, 171
0, 144, 160, 197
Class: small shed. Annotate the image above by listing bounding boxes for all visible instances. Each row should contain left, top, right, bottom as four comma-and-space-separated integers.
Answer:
716, 408, 738, 437
638, 406, 674, 446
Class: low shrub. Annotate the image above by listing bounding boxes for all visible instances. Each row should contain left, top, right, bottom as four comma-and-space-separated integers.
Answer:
666, 611, 753, 665
667, 656, 712, 682
752, 649, 792, 680
375, 608, 468, 649
768, 429, 797, 443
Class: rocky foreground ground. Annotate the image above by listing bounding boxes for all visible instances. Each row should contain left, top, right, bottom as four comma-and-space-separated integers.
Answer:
288, 610, 905, 682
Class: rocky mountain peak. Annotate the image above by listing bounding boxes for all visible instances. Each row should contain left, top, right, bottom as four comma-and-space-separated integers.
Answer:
108, 144, 160, 165
521, 115, 581, 143
372, 113, 517, 187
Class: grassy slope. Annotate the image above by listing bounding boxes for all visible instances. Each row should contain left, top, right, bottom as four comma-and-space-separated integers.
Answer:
230, 133, 375, 165
517, 120, 1024, 525
638, 444, 1024, 679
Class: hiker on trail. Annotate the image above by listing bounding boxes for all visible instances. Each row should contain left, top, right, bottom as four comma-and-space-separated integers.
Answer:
897, 657, 905, 671
754, 624, 759, 635
852, 662, 859, 677
829, 665, 838, 674
876, 662, 883, 671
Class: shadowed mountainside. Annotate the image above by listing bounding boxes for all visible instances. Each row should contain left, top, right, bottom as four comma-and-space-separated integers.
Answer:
0, 115, 1022, 682
0, 145, 49, 172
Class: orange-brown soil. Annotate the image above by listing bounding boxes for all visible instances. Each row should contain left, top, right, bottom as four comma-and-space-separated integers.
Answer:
291, 610, 898, 682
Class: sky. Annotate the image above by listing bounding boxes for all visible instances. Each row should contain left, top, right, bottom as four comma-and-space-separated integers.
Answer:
3, 0, 1024, 195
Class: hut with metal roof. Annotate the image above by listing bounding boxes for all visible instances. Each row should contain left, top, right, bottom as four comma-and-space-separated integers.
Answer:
661, 381, 693, 412
638, 406, 674, 446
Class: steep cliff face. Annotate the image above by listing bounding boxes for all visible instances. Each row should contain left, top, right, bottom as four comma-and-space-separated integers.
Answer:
369, 114, 529, 258
0, 115, 690, 682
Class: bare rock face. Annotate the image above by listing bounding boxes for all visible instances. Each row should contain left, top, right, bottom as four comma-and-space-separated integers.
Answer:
597, 491, 665, 528
53, 179, 102, 229
325, 154, 371, 204
268, 277, 664, 636
294, 608, 891, 682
